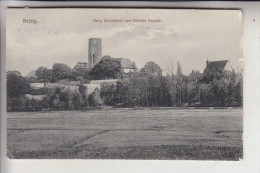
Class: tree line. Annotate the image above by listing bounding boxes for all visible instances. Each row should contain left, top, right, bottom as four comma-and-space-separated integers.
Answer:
6, 56, 243, 111
6, 56, 125, 111
101, 62, 243, 107
7, 73, 102, 111
27, 55, 125, 84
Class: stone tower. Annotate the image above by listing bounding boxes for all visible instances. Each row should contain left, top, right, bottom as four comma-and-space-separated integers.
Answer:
88, 38, 102, 68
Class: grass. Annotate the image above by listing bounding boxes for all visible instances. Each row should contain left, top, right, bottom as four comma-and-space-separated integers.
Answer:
10, 145, 242, 160
7, 108, 243, 160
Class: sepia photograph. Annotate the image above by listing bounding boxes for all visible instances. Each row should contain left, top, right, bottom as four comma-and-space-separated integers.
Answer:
6, 8, 243, 160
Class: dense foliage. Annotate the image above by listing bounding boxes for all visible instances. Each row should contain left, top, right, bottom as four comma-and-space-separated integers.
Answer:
35, 63, 91, 83
34, 56, 122, 82
101, 62, 243, 107
89, 56, 123, 80
7, 60, 243, 111
35, 67, 55, 82
7, 74, 100, 111
7, 72, 30, 98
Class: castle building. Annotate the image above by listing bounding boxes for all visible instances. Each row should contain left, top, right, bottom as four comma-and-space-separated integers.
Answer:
74, 62, 88, 69
117, 58, 136, 73
88, 38, 102, 68
87, 38, 135, 73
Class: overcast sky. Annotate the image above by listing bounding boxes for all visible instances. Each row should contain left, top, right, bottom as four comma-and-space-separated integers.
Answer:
6, 9, 243, 76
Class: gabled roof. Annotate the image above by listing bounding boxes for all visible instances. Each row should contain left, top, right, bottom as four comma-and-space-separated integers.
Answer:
25, 70, 36, 78
118, 58, 135, 69
204, 60, 229, 72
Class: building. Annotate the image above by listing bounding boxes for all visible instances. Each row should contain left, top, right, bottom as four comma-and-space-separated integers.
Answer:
90, 79, 117, 88
87, 38, 136, 73
117, 58, 136, 73
204, 60, 233, 74
25, 70, 37, 78
25, 94, 46, 101
29, 83, 45, 89
88, 38, 102, 68
74, 62, 88, 69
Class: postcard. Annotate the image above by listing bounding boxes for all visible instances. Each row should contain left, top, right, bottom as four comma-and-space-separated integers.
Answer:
6, 8, 243, 160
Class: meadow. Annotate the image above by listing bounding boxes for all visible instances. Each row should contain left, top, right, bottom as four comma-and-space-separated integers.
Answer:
7, 108, 243, 160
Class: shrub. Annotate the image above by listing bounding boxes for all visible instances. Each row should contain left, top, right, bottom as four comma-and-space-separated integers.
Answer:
88, 88, 103, 107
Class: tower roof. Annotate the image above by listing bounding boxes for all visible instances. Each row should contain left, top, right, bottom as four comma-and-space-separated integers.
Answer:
89, 38, 102, 41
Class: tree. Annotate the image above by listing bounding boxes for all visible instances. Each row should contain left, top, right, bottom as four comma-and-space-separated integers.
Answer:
59, 89, 74, 109
234, 79, 243, 106
7, 96, 26, 111
88, 88, 103, 106
7, 72, 30, 98
199, 83, 212, 106
187, 70, 201, 105
175, 62, 185, 106
176, 62, 183, 77
100, 84, 117, 106
52, 63, 73, 81
166, 74, 177, 106
73, 91, 85, 109
113, 62, 172, 107
140, 61, 162, 77
71, 67, 90, 83
35, 67, 55, 82
26, 77, 41, 83
90, 56, 122, 80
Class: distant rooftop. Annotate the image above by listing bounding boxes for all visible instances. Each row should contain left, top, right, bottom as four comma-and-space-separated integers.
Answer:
204, 60, 229, 72
74, 62, 88, 69
25, 70, 36, 78
117, 58, 135, 69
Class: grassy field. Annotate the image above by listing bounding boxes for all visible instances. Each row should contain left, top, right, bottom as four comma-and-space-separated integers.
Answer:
7, 108, 243, 160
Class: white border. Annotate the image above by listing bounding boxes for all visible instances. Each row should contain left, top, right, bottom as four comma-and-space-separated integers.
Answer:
1, 1, 260, 173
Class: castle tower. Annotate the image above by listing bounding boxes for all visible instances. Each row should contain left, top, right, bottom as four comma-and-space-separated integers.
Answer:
88, 38, 102, 68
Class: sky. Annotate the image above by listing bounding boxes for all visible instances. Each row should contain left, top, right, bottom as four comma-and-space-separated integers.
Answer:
6, 9, 243, 76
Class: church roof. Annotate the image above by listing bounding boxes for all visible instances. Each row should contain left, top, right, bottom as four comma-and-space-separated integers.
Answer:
204, 60, 229, 72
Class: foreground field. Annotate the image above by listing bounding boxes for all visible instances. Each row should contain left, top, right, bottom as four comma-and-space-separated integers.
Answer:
7, 108, 243, 160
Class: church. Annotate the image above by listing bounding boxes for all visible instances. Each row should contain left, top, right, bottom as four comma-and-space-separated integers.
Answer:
204, 60, 233, 74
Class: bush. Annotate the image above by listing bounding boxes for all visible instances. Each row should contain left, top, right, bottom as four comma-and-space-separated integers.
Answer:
48, 88, 90, 110
7, 96, 26, 111
88, 88, 103, 107
100, 85, 117, 106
